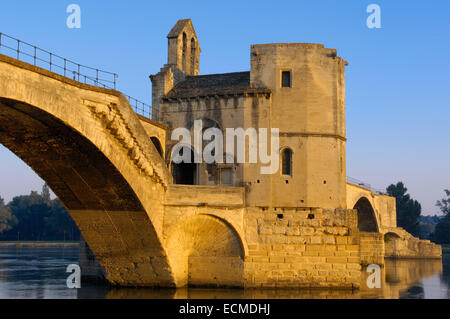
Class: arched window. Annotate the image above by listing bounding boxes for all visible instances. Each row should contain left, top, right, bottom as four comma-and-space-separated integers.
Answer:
281, 148, 292, 176
150, 137, 163, 158
190, 38, 196, 75
182, 33, 187, 72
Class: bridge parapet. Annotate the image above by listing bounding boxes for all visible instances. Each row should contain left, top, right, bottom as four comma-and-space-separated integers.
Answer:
165, 185, 245, 207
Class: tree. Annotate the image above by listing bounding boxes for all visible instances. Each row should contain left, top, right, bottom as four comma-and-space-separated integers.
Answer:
1, 185, 80, 241
7, 192, 50, 241
386, 182, 421, 236
41, 184, 51, 204
432, 190, 450, 244
45, 199, 79, 241
0, 196, 17, 234
436, 190, 450, 216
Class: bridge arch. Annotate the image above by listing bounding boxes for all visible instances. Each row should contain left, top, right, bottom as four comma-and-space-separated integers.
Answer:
0, 55, 175, 286
353, 196, 379, 232
166, 214, 245, 287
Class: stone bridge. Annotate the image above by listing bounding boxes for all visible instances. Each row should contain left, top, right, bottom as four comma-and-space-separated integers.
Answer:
346, 183, 397, 233
0, 53, 441, 288
0, 53, 179, 286
0, 53, 252, 287
346, 183, 441, 264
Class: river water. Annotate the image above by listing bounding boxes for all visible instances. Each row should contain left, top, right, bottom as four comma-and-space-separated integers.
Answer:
0, 245, 449, 299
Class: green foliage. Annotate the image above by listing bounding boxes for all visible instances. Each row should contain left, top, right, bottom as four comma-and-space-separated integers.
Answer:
433, 216, 450, 244
432, 190, 450, 244
418, 222, 435, 240
0, 196, 17, 234
386, 182, 421, 237
436, 190, 450, 216
0, 184, 80, 241
41, 184, 51, 204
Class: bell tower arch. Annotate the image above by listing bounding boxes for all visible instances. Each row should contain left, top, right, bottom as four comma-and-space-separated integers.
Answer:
167, 19, 201, 75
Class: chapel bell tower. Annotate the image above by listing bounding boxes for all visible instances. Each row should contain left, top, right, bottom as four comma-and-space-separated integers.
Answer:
167, 19, 201, 75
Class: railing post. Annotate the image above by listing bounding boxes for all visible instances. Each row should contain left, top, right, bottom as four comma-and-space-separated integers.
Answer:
0, 32, 122, 90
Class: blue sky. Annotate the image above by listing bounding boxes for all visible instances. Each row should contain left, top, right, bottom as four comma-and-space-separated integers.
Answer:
0, 0, 449, 215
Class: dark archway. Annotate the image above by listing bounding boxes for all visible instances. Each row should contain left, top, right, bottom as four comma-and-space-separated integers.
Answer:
150, 136, 163, 158
171, 147, 197, 185
354, 197, 379, 232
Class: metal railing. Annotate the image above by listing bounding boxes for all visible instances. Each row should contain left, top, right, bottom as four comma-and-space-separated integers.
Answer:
347, 176, 386, 195
0, 32, 153, 118
0, 32, 117, 89
126, 95, 152, 119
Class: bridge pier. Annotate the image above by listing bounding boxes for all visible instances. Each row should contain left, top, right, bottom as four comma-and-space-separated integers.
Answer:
359, 232, 385, 266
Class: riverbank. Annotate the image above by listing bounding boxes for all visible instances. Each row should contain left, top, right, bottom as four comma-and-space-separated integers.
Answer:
0, 241, 80, 248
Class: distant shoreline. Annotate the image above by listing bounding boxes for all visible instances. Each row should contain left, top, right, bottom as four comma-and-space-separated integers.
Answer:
0, 241, 80, 248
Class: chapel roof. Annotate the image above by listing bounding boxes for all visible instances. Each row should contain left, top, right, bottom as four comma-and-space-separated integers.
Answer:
163, 71, 270, 99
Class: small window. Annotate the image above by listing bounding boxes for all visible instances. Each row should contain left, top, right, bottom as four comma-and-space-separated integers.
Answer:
281, 71, 291, 88
220, 167, 233, 185
281, 148, 293, 176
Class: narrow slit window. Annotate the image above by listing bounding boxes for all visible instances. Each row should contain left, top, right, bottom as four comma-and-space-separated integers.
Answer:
190, 38, 196, 75
282, 148, 292, 176
281, 71, 291, 88
182, 32, 187, 72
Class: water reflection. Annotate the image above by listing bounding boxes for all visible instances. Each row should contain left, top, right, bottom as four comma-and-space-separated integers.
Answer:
0, 245, 448, 299
0, 245, 78, 299
360, 259, 443, 299
94, 259, 443, 299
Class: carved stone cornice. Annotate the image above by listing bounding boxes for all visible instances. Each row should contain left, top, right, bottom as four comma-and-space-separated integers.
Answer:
84, 99, 166, 188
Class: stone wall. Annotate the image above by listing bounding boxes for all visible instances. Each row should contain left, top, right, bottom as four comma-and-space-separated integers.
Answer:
243, 208, 361, 288
384, 228, 441, 259
165, 184, 245, 207
359, 232, 384, 266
